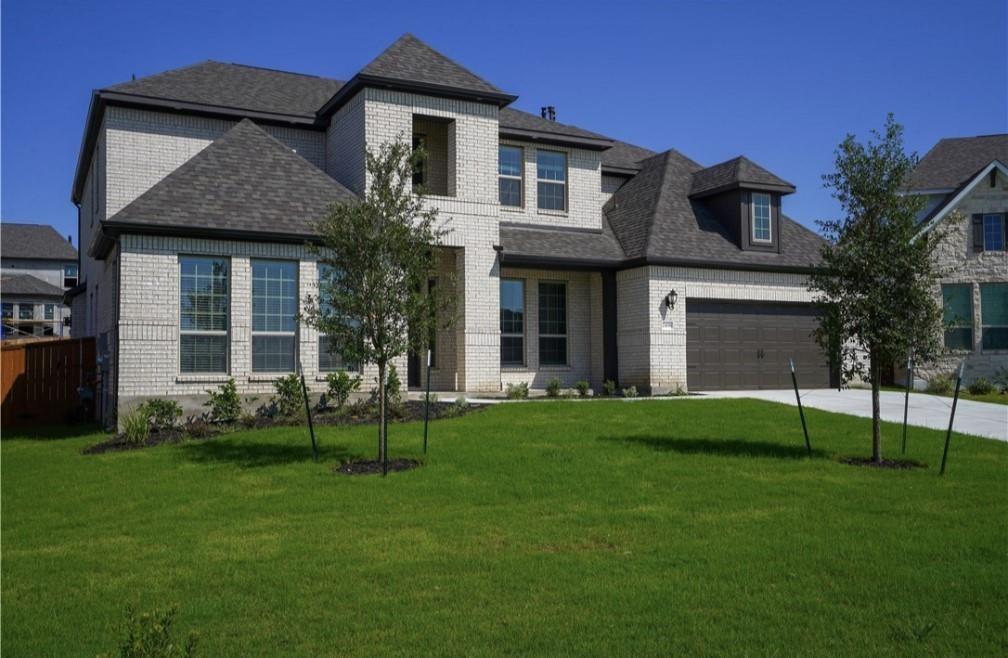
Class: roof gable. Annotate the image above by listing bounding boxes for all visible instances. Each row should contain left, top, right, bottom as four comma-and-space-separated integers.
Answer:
1, 223, 77, 260
916, 159, 1008, 235
102, 119, 355, 245
360, 34, 505, 96
690, 156, 795, 198
909, 134, 1008, 191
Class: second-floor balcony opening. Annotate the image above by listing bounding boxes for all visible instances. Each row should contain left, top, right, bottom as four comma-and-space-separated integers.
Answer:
412, 114, 455, 197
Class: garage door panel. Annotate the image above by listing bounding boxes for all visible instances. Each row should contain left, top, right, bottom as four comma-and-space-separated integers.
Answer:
686, 301, 832, 391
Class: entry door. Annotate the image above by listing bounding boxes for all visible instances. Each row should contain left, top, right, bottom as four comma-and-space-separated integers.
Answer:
686, 301, 832, 390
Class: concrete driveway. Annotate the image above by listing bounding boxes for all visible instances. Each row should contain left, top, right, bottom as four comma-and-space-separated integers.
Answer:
702, 388, 1008, 442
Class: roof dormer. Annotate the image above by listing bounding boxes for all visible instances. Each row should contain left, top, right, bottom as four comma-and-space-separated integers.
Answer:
689, 156, 795, 253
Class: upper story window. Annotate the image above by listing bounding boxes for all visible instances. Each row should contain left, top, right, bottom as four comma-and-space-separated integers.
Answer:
18, 304, 34, 320
63, 264, 78, 288
180, 256, 229, 373
499, 146, 523, 208
536, 150, 567, 212
983, 214, 1005, 251
980, 283, 1008, 351
752, 193, 772, 242
942, 283, 973, 351
1, 303, 12, 320
411, 115, 454, 197
44, 304, 54, 320
252, 259, 298, 372
500, 279, 525, 366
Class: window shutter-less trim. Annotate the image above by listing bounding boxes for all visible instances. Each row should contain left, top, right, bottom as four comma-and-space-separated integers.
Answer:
972, 214, 984, 252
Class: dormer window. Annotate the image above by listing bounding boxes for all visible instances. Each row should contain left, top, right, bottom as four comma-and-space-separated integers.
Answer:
751, 192, 772, 243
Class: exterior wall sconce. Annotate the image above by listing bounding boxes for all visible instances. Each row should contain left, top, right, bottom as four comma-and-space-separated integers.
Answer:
664, 289, 678, 310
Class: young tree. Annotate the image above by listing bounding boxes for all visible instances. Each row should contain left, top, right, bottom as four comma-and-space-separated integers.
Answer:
811, 115, 951, 463
304, 139, 452, 470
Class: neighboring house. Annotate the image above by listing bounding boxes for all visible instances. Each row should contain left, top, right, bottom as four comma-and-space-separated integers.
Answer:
1, 222, 78, 338
69, 33, 829, 423
909, 134, 1008, 385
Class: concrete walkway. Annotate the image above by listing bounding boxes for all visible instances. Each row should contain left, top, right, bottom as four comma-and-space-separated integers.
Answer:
701, 388, 1007, 442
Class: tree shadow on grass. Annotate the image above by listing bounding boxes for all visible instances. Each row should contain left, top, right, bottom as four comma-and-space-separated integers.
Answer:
601, 435, 829, 460
179, 438, 354, 468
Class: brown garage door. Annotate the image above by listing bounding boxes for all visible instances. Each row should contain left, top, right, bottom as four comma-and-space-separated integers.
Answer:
686, 301, 832, 391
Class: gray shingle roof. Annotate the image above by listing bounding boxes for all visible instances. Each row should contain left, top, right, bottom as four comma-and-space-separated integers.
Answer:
106, 61, 344, 118
105, 119, 356, 237
1, 273, 66, 298
908, 134, 1008, 191
690, 156, 795, 197
499, 222, 626, 266
601, 140, 658, 172
605, 150, 824, 269
1, 223, 78, 260
359, 34, 506, 97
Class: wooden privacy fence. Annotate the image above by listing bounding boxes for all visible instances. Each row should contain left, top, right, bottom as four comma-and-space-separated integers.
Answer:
1, 337, 96, 427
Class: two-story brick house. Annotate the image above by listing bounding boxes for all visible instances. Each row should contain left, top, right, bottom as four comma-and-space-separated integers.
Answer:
907, 134, 1008, 385
69, 34, 830, 422
1, 222, 77, 338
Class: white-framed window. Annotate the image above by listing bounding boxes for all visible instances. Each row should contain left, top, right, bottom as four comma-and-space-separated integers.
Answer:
752, 192, 772, 242
500, 278, 525, 366
317, 262, 358, 372
44, 304, 54, 320
1, 303, 12, 320
538, 281, 567, 366
980, 283, 1008, 351
179, 256, 229, 373
63, 263, 78, 288
983, 214, 1005, 251
499, 145, 523, 207
18, 304, 34, 320
252, 259, 298, 372
536, 150, 567, 211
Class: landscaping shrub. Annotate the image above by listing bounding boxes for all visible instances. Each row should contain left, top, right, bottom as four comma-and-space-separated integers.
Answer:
602, 379, 617, 397
121, 406, 151, 445
141, 399, 182, 431
926, 373, 954, 395
968, 377, 994, 396
453, 395, 468, 415
575, 380, 590, 398
102, 605, 197, 658
183, 415, 214, 439
546, 377, 562, 398
622, 385, 638, 398
204, 379, 241, 423
991, 367, 1008, 393
370, 364, 403, 410
325, 370, 361, 410
422, 392, 439, 405
506, 382, 529, 400
272, 374, 305, 419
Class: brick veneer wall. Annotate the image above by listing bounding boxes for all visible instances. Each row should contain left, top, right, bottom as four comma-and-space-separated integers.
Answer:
619, 265, 816, 393
913, 172, 1008, 384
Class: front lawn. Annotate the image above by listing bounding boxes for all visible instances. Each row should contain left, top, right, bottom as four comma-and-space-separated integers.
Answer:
2, 400, 1006, 656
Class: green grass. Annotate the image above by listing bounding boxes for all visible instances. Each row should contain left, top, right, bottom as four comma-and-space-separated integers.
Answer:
3, 400, 1006, 656
881, 384, 1008, 405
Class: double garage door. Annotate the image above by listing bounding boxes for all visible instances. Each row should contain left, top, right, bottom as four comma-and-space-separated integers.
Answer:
686, 301, 833, 391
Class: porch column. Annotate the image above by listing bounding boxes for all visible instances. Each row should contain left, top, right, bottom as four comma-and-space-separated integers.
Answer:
454, 245, 500, 392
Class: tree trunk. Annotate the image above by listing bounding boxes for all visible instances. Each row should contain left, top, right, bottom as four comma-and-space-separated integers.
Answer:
870, 351, 882, 463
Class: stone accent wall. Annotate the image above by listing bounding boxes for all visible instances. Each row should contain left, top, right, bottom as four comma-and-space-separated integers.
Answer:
498, 267, 597, 390
104, 106, 326, 216
915, 171, 1008, 384
620, 265, 815, 393
115, 234, 406, 417
498, 138, 604, 231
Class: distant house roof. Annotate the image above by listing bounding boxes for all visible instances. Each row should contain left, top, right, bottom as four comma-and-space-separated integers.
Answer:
1, 273, 67, 298
908, 134, 1008, 191
93, 119, 356, 257
1, 223, 77, 260
105, 61, 344, 119
605, 150, 824, 270
689, 156, 795, 198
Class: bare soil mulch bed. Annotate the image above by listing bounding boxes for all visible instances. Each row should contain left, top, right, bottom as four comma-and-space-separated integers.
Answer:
332, 458, 422, 476
83, 400, 484, 455
839, 456, 927, 470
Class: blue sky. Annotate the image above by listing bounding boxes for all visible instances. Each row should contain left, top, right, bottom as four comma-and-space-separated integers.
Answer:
2, 0, 1006, 245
